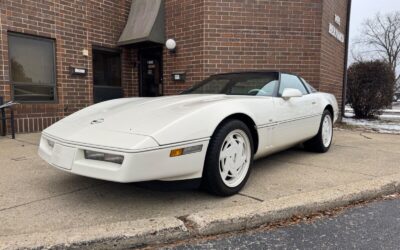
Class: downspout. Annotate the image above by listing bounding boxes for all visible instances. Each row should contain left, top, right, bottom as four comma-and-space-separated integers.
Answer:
341, 0, 352, 118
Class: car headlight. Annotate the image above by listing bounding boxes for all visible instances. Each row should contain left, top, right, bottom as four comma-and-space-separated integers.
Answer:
84, 150, 124, 165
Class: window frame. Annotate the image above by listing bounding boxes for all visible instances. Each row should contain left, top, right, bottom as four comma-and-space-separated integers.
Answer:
299, 77, 318, 93
8, 32, 57, 103
277, 72, 310, 97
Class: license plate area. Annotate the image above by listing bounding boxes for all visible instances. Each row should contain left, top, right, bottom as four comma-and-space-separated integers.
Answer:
51, 144, 76, 170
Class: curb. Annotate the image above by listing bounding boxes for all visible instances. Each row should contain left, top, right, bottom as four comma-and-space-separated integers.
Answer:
0, 217, 188, 250
186, 174, 400, 235
1, 174, 400, 249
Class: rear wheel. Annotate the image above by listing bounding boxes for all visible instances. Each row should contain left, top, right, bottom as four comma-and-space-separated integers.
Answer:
202, 120, 254, 196
304, 110, 333, 153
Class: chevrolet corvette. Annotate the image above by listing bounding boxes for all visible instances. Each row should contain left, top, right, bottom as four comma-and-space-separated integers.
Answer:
38, 71, 338, 196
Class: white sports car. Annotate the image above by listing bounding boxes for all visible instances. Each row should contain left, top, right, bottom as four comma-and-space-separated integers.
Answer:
39, 71, 338, 196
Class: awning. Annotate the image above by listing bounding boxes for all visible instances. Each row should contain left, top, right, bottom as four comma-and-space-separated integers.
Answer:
118, 0, 165, 46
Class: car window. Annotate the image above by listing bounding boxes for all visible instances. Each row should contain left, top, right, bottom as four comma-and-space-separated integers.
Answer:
230, 78, 278, 96
182, 72, 279, 96
279, 74, 308, 96
301, 77, 318, 93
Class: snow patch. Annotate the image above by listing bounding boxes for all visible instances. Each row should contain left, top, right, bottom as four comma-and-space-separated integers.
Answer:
342, 118, 400, 134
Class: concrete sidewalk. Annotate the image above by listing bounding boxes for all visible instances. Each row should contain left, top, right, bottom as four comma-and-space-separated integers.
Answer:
1, 130, 400, 248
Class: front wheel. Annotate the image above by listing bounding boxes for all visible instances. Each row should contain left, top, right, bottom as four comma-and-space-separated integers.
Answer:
304, 110, 333, 153
202, 120, 254, 196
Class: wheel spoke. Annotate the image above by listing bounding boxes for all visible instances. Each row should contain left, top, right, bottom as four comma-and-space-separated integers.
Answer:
220, 165, 229, 180
230, 167, 239, 178
237, 154, 247, 168
219, 150, 228, 161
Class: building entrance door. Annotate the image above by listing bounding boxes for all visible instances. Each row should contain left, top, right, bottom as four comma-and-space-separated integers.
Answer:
139, 47, 163, 97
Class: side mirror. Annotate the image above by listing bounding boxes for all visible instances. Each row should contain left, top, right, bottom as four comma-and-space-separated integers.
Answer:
281, 88, 303, 100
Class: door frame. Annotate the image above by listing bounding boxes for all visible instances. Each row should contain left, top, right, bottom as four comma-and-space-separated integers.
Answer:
138, 46, 164, 97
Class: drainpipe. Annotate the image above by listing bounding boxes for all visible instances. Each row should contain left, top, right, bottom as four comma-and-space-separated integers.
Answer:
341, 0, 352, 119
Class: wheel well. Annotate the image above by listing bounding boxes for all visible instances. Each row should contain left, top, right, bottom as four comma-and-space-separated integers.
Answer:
216, 113, 259, 154
325, 105, 334, 117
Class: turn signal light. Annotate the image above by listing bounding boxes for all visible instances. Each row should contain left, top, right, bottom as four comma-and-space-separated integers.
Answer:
170, 148, 184, 157
170, 145, 203, 157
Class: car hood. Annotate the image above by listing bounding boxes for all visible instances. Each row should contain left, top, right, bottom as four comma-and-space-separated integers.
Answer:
44, 94, 242, 146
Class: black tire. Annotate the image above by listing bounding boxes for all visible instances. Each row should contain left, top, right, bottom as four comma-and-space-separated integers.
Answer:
202, 119, 254, 196
304, 110, 333, 153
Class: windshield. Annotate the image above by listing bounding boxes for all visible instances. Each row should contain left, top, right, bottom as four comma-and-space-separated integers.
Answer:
182, 72, 279, 96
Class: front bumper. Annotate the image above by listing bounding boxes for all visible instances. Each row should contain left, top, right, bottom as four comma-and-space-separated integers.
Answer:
38, 134, 209, 182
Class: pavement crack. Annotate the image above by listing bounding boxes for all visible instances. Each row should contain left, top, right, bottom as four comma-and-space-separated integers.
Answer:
237, 193, 264, 202
335, 144, 399, 155
359, 133, 373, 140
11, 156, 28, 161
334, 144, 360, 149
0, 183, 106, 212
14, 138, 39, 146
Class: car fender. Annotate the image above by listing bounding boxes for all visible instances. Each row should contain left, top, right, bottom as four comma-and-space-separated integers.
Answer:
318, 93, 339, 122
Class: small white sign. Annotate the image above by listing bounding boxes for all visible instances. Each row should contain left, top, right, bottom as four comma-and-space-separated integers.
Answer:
334, 14, 341, 26
74, 68, 86, 74
174, 74, 181, 80
329, 23, 345, 43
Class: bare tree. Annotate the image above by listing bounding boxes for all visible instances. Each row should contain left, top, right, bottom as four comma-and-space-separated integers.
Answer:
355, 12, 400, 92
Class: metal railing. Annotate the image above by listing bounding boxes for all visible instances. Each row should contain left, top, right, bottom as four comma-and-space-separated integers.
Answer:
0, 97, 19, 139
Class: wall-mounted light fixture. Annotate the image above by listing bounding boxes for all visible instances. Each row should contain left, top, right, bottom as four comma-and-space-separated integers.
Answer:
166, 39, 177, 54
82, 49, 89, 57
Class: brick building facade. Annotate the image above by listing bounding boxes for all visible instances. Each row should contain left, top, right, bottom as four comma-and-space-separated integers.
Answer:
0, 0, 350, 134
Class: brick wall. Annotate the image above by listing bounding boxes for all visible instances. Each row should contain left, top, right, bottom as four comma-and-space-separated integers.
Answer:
163, 0, 207, 95
0, 0, 133, 133
319, 0, 349, 110
203, 0, 323, 86
163, 0, 349, 108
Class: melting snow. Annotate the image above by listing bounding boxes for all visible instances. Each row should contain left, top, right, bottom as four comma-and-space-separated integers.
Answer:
342, 117, 400, 134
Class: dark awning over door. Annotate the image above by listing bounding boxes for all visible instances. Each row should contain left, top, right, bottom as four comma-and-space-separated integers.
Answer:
118, 0, 165, 46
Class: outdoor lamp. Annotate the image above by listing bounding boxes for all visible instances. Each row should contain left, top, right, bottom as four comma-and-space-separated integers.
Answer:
166, 39, 177, 53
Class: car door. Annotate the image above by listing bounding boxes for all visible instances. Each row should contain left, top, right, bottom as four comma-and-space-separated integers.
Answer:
272, 73, 317, 149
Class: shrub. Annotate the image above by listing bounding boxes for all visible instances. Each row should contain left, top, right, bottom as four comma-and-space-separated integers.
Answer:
347, 60, 395, 119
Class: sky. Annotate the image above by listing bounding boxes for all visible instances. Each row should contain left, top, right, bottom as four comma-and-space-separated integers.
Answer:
349, 0, 400, 63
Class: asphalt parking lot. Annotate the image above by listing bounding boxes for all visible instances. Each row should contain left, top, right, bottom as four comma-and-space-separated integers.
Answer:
1, 129, 400, 239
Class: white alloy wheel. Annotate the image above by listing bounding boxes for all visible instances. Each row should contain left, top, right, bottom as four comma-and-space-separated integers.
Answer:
321, 115, 333, 147
219, 129, 251, 188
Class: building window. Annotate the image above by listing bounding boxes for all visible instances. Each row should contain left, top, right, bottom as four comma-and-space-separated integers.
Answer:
93, 49, 121, 87
92, 48, 123, 104
8, 33, 56, 102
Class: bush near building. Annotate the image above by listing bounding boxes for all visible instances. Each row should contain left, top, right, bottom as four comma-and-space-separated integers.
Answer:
347, 61, 395, 118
